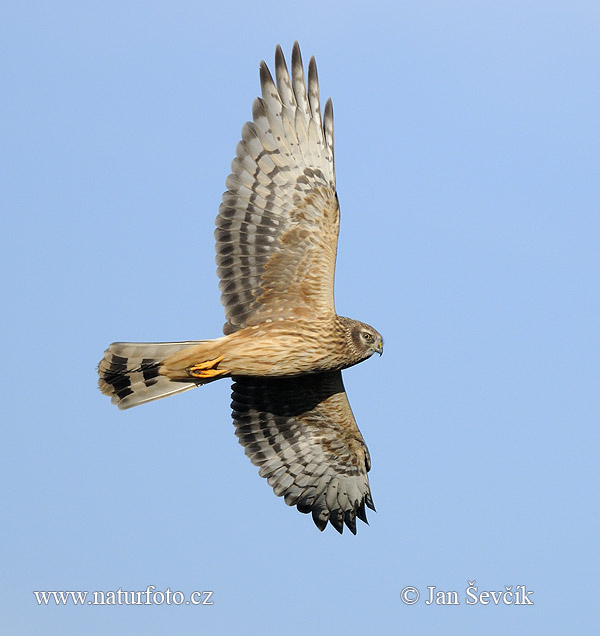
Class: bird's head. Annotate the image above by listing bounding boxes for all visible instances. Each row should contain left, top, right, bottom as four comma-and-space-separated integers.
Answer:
343, 318, 383, 361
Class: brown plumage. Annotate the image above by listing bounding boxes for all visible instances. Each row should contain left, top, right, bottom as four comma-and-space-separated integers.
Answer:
98, 43, 383, 534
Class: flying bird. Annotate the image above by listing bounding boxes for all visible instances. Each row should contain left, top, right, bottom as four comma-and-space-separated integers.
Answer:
98, 43, 383, 534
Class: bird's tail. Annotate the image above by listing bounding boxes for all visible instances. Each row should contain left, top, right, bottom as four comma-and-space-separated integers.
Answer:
98, 341, 224, 410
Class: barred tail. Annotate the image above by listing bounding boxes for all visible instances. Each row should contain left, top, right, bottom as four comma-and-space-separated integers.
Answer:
98, 341, 207, 410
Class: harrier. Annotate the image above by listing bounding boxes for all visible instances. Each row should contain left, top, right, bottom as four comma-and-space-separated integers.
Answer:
98, 43, 383, 534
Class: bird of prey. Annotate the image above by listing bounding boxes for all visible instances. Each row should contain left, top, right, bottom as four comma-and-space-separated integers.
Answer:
98, 43, 383, 534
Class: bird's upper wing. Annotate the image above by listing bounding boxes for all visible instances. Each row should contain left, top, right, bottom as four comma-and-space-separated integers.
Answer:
216, 42, 338, 335
231, 371, 375, 534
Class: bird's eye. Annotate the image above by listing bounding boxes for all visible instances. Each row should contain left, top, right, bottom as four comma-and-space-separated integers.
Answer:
362, 332, 374, 342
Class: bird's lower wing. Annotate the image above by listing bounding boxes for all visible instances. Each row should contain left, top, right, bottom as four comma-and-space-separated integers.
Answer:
231, 370, 374, 534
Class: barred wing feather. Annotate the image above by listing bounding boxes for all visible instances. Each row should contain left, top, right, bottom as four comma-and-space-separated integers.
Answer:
231, 371, 375, 534
216, 42, 339, 335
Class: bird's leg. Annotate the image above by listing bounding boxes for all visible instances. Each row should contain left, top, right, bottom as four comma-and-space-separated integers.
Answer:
187, 355, 228, 379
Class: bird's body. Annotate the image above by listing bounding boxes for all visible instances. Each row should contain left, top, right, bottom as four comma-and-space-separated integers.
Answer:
100, 315, 380, 402
98, 43, 383, 534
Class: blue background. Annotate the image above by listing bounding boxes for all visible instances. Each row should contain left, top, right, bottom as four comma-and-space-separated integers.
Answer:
2, 1, 598, 634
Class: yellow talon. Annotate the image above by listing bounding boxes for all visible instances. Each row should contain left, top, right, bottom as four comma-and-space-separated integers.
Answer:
187, 355, 228, 379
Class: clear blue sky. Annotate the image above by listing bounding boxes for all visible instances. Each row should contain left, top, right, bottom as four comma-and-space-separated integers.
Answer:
2, 1, 598, 634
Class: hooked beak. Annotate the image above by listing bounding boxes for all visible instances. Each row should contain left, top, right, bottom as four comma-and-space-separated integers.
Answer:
375, 337, 383, 356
